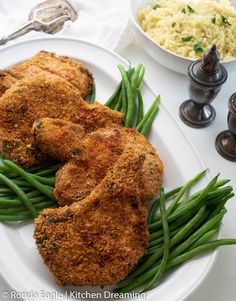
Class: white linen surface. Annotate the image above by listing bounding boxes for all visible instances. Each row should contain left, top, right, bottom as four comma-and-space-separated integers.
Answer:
0, 0, 133, 52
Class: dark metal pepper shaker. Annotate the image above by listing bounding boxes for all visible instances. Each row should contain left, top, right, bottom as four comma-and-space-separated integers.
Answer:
215, 93, 236, 161
179, 45, 228, 128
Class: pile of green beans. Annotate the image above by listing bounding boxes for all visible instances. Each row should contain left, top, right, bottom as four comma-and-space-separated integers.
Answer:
105, 64, 160, 137
115, 170, 236, 293
86, 64, 160, 136
0, 158, 61, 222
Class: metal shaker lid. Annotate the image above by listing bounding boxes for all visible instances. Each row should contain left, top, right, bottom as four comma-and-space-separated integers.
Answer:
188, 45, 228, 87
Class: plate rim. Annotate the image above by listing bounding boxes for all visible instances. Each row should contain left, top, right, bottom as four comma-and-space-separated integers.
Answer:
0, 36, 218, 301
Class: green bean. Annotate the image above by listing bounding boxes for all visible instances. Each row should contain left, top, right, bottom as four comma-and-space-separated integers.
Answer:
208, 193, 233, 219
35, 167, 60, 177
154, 180, 229, 215
131, 64, 143, 98
154, 171, 207, 224
146, 244, 162, 256
149, 209, 195, 241
149, 211, 185, 232
0, 173, 37, 217
168, 170, 207, 214
89, 80, 96, 104
109, 101, 117, 110
148, 238, 164, 248
0, 207, 28, 214
105, 81, 122, 108
173, 182, 231, 211
148, 227, 182, 248
149, 175, 219, 231
0, 194, 16, 199
116, 177, 234, 293
191, 210, 210, 230
34, 201, 56, 209
167, 239, 236, 270
149, 213, 191, 240
26, 190, 44, 198
189, 180, 230, 202
169, 186, 232, 219
169, 209, 226, 258
26, 162, 57, 173
0, 170, 19, 180
136, 96, 160, 132
30, 175, 55, 186
118, 65, 134, 128
3, 160, 63, 180
0, 195, 49, 207
0, 176, 54, 189
114, 94, 123, 111
206, 188, 233, 204
143, 189, 169, 291
214, 179, 230, 188
6, 164, 60, 180
0, 200, 56, 215
140, 96, 160, 137
0, 165, 11, 173
137, 65, 145, 88
168, 206, 205, 247
115, 239, 236, 293
132, 205, 205, 278
121, 81, 127, 117
3, 160, 55, 200
190, 228, 219, 249
11, 180, 34, 187
0, 213, 33, 222
206, 193, 234, 208
0, 190, 16, 196
136, 90, 144, 126
148, 187, 182, 224
0, 187, 33, 193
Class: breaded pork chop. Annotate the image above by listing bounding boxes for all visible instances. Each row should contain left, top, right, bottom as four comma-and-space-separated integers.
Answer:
34, 145, 149, 286
0, 51, 93, 98
0, 76, 122, 167
32, 118, 163, 206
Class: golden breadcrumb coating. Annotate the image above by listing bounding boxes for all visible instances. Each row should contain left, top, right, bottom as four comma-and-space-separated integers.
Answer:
0, 76, 123, 167
34, 145, 149, 286
32, 118, 163, 205
0, 51, 93, 98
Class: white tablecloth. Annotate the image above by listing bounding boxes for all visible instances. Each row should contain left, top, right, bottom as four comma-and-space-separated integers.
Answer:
0, 0, 235, 300
0, 0, 132, 52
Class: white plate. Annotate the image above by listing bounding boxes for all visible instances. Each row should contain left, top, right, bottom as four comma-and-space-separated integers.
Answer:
0, 37, 216, 301
130, 0, 236, 75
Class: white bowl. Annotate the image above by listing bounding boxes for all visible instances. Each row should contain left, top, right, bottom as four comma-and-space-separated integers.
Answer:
130, 0, 236, 74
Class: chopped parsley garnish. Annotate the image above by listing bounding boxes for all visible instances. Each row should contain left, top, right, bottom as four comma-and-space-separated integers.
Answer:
181, 8, 186, 13
153, 4, 161, 9
182, 35, 193, 42
211, 17, 216, 24
194, 41, 204, 53
172, 22, 176, 27
187, 5, 195, 13
221, 15, 231, 25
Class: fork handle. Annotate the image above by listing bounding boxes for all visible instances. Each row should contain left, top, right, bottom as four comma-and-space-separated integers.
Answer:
0, 21, 39, 45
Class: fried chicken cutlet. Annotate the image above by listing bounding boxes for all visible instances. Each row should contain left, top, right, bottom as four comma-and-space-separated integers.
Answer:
0, 75, 122, 167
34, 144, 149, 286
32, 118, 164, 206
0, 51, 93, 98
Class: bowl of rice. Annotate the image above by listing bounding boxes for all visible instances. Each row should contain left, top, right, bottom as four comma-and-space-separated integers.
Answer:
130, 0, 236, 74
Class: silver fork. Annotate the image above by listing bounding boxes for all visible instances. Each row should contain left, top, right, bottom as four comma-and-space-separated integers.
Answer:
0, 0, 78, 45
